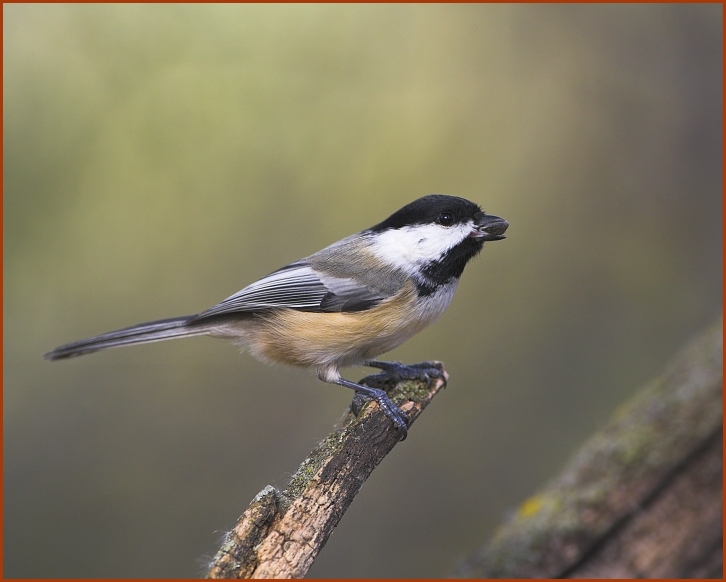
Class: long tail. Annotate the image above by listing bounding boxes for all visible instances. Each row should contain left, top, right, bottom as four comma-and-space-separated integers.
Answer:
44, 315, 209, 360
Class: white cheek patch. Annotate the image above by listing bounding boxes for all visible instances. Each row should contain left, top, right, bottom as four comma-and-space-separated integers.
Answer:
369, 222, 472, 274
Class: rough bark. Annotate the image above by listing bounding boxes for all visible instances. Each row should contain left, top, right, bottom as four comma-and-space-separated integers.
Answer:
455, 318, 723, 579
206, 362, 448, 579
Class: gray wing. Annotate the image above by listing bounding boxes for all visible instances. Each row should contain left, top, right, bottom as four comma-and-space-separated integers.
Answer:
191, 261, 387, 321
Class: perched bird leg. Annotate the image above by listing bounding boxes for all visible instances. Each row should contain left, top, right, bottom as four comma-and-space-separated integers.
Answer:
334, 377, 410, 440
347, 360, 448, 439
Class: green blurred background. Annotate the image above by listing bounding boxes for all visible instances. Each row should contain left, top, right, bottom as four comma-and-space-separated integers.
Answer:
4, 4, 722, 578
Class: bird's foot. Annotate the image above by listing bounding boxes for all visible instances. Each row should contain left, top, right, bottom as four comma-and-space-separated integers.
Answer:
337, 377, 410, 441
348, 361, 446, 439
360, 360, 447, 389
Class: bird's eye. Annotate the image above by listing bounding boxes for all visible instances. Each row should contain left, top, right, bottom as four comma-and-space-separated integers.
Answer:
437, 212, 455, 226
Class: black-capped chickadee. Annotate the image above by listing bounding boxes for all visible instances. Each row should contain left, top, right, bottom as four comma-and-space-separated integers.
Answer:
45, 194, 508, 439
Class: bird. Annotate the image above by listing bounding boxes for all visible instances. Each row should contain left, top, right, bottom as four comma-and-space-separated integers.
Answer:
45, 194, 509, 439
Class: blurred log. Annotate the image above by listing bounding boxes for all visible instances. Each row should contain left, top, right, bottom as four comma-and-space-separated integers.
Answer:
455, 318, 723, 579
205, 363, 448, 579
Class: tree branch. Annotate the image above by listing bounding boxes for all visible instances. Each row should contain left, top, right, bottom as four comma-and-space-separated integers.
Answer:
206, 362, 448, 579
455, 318, 723, 578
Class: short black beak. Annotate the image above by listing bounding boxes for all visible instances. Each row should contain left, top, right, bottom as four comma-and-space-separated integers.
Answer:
472, 213, 509, 241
